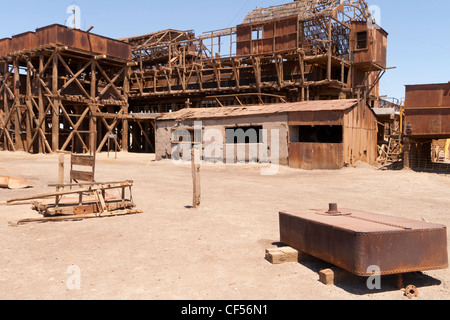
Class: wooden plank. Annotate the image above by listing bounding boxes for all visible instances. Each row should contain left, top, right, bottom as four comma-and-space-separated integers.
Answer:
265, 247, 298, 264
9, 209, 143, 227
71, 154, 95, 167
191, 147, 201, 208
70, 170, 95, 182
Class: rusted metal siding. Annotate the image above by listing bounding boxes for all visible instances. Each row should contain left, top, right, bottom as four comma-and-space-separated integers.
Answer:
236, 15, 298, 56
0, 24, 131, 61
350, 21, 387, 70
279, 208, 448, 276
342, 101, 378, 166
289, 142, 343, 170
286, 100, 377, 169
11, 32, 36, 52
405, 83, 450, 138
0, 38, 11, 55
36, 24, 132, 60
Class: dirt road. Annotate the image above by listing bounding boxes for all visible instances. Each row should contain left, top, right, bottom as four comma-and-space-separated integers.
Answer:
0, 151, 448, 300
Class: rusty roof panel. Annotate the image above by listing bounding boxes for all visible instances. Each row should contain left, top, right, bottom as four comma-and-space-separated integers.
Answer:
0, 38, 11, 55
36, 24, 132, 60
405, 83, 450, 109
157, 99, 359, 121
11, 32, 36, 52
280, 206, 448, 276
2, 24, 131, 61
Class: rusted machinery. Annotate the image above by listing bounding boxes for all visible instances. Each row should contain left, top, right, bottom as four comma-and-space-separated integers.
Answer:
6, 181, 141, 226
279, 204, 448, 277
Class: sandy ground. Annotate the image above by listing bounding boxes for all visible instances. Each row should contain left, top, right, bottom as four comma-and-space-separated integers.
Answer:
0, 150, 449, 301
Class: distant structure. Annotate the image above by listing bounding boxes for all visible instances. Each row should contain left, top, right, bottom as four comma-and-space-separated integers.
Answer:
1, 0, 390, 160
404, 82, 450, 172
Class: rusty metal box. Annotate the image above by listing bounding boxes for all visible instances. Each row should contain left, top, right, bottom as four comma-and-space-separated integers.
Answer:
279, 206, 448, 276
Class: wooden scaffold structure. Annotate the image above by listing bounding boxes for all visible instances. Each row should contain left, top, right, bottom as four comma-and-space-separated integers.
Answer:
0, 24, 133, 155
122, 0, 387, 113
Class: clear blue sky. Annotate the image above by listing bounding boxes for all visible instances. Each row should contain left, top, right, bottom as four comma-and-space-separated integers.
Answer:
1, 0, 449, 102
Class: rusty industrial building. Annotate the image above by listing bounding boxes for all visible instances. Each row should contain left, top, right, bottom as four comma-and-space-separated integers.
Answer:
0, 0, 395, 169
403, 82, 450, 172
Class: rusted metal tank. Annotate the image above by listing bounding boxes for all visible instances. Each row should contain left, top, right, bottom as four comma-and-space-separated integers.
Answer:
405, 83, 450, 138
36, 24, 132, 60
279, 204, 448, 276
0, 38, 11, 55
11, 32, 36, 52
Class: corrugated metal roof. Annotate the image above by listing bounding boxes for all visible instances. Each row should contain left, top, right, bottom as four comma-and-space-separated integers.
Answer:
158, 99, 359, 121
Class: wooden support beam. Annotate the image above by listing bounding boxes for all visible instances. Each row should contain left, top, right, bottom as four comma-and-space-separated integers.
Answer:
9, 209, 143, 227
191, 146, 201, 208
90, 62, 97, 153
52, 54, 59, 152
252, 57, 261, 94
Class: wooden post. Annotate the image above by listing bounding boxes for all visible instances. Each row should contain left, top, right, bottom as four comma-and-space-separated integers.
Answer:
57, 153, 65, 192
191, 146, 201, 208
122, 66, 131, 152
327, 19, 332, 81
89, 62, 97, 153
26, 67, 32, 151
38, 55, 45, 153
13, 58, 22, 151
403, 137, 411, 169
52, 54, 59, 152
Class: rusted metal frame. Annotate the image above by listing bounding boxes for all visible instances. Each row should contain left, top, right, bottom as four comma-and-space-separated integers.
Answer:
59, 105, 90, 152
57, 57, 92, 98
94, 61, 127, 102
